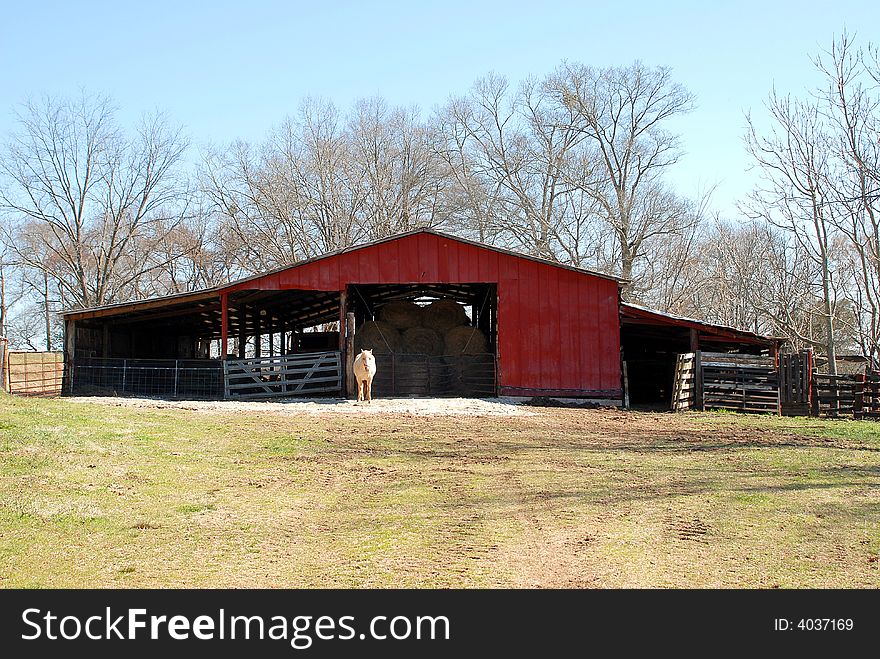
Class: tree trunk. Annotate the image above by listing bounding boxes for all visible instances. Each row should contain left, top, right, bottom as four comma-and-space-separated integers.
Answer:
43, 270, 51, 351
0, 266, 6, 337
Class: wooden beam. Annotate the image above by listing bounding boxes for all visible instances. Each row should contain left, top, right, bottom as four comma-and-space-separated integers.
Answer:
345, 312, 356, 399
689, 328, 699, 353
238, 304, 247, 359
64, 318, 76, 394
102, 323, 110, 358
254, 313, 261, 358
221, 293, 229, 360
338, 289, 347, 353
62, 290, 219, 321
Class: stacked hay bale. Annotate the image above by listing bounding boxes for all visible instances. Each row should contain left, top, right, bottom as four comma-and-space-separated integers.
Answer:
402, 327, 444, 355
377, 300, 423, 331
422, 299, 469, 333
443, 324, 489, 355
364, 297, 489, 356
353, 320, 401, 354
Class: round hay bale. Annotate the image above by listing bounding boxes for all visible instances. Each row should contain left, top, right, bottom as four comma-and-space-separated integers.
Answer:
354, 320, 401, 355
402, 327, 444, 356
377, 300, 423, 330
422, 299, 469, 332
443, 325, 489, 355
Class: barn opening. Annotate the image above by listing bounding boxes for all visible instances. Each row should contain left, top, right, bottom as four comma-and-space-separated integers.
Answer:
67, 288, 345, 398
65, 282, 499, 399
620, 303, 777, 410
346, 283, 497, 397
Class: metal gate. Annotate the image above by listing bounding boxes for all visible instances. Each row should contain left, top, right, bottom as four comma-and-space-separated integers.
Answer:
369, 353, 496, 398
4, 351, 64, 396
223, 351, 342, 399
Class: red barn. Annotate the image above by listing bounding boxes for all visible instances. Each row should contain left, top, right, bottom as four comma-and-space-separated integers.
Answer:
62, 230, 623, 402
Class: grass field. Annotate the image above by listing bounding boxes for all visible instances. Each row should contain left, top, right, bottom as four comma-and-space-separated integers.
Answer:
1, 393, 878, 588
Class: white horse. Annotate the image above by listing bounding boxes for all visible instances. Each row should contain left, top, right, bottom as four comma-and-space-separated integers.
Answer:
353, 349, 377, 403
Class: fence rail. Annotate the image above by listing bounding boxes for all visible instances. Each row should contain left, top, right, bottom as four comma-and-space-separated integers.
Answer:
71, 358, 224, 398
812, 373, 858, 418
698, 352, 778, 414
5, 350, 64, 396
223, 351, 342, 399
370, 353, 496, 398
855, 372, 880, 420
671, 353, 696, 411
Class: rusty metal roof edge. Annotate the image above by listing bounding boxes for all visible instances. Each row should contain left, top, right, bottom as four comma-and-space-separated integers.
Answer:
621, 302, 785, 343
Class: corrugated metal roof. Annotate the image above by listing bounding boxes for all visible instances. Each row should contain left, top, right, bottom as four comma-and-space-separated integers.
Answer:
62, 228, 623, 318
620, 302, 783, 344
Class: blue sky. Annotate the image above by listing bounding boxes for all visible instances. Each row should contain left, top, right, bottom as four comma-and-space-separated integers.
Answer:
1, 0, 876, 217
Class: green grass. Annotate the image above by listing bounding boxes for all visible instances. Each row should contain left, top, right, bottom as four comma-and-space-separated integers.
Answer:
1, 392, 878, 588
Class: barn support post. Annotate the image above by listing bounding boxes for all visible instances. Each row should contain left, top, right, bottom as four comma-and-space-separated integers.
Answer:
338, 290, 347, 353
220, 293, 229, 359
807, 348, 814, 415
345, 312, 356, 399
64, 318, 76, 394
254, 314, 261, 359
689, 328, 699, 353
102, 323, 110, 358
238, 304, 246, 359
694, 351, 704, 411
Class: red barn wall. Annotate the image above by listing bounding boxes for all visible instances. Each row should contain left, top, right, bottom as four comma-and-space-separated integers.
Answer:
226, 233, 621, 398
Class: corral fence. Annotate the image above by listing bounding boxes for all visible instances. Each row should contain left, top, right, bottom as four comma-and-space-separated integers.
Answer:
812, 371, 880, 420
671, 353, 696, 411
811, 373, 857, 418
672, 349, 880, 420
70, 358, 224, 399
223, 351, 342, 400
2, 350, 64, 396
854, 372, 880, 420
673, 351, 779, 413
370, 353, 496, 398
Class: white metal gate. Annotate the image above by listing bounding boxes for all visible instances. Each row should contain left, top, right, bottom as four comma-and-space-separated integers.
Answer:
223, 351, 342, 399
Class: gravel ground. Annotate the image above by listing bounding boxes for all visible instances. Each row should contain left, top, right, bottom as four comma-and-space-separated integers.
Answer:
65, 395, 537, 417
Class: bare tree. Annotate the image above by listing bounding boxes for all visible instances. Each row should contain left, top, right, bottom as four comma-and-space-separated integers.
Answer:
434, 73, 603, 263
815, 34, 880, 365
0, 94, 189, 310
744, 91, 844, 371
546, 62, 697, 293
349, 97, 443, 238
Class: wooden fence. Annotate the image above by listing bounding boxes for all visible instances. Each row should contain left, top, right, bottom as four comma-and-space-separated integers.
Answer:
812, 373, 858, 418
0, 338, 7, 392
670, 349, 880, 420
223, 351, 342, 399
854, 372, 880, 420
700, 352, 778, 413
779, 351, 812, 416
671, 353, 697, 411
4, 351, 64, 396
672, 351, 778, 414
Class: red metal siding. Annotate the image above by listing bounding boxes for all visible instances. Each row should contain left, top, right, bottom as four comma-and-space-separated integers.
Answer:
226, 232, 621, 398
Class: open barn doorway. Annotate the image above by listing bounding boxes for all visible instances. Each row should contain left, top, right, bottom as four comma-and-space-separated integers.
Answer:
67, 287, 349, 399
345, 283, 498, 398
620, 304, 777, 410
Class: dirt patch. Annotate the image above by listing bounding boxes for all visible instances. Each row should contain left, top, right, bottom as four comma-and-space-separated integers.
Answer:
66, 395, 537, 418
